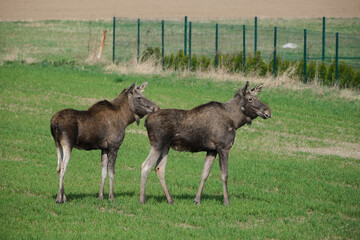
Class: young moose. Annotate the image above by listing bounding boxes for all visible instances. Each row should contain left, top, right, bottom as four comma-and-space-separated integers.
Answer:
51, 82, 158, 203
140, 81, 271, 205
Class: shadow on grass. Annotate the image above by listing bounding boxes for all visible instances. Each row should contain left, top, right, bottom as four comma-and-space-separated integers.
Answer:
53, 191, 136, 203
145, 192, 271, 204
53, 191, 270, 205
145, 193, 224, 204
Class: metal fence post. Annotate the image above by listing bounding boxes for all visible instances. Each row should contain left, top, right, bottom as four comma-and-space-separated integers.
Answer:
254, 16, 257, 54
137, 18, 140, 63
273, 27, 277, 77
112, 17, 115, 63
322, 17, 325, 62
184, 16, 188, 56
188, 21, 192, 70
215, 23, 219, 70
335, 32, 339, 86
243, 25, 246, 74
304, 29, 307, 84
161, 20, 165, 70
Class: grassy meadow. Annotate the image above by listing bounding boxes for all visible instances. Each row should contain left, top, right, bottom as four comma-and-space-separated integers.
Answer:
0, 61, 359, 239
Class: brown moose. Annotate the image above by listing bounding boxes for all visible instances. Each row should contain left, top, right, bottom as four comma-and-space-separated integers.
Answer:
139, 81, 271, 205
51, 82, 158, 203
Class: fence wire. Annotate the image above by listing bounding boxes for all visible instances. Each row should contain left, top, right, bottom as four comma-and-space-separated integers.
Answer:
114, 17, 360, 70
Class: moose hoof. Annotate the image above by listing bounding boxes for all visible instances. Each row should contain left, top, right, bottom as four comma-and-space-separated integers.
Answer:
193, 199, 201, 205
98, 195, 104, 200
55, 193, 66, 204
168, 199, 174, 205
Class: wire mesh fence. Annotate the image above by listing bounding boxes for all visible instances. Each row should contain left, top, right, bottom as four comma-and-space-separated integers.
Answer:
113, 17, 360, 71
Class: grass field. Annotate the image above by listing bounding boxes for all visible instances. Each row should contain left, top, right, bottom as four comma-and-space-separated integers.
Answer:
0, 61, 359, 239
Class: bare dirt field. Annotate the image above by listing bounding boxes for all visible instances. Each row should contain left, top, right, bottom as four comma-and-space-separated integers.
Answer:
1, 0, 360, 21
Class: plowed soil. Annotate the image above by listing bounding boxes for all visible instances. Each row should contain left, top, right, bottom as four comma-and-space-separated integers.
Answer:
1, 0, 360, 21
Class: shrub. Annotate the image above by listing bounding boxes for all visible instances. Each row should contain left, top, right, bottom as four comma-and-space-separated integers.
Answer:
351, 70, 360, 89
307, 61, 317, 82
279, 59, 292, 75
268, 56, 290, 75
141, 47, 161, 65
190, 54, 200, 71
325, 61, 336, 86
147, 48, 360, 90
318, 62, 328, 84
295, 60, 305, 81
338, 62, 355, 88
164, 53, 175, 70
200, 55, 211, 71
173, 50, 188, 71
232, 52, 243, 73
246, 51, 267, 76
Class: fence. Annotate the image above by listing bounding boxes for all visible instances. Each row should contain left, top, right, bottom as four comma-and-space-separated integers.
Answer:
113, 17, 360, 85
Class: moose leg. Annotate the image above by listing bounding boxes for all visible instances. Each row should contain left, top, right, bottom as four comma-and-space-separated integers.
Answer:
56, 144, 72, 203
155, 149, 174, 204
139, 147, 163, 204
56, 145, 63, 175
98, 150, 108, 200
218, 149, 230, 205
107, 150, 118, 201
194, 151, 217, 205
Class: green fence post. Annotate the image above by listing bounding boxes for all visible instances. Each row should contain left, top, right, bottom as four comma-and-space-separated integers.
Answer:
273, 27, 277, 78
254, 16, 257, 54
137, 18, 140, 63
335, 32, 339, 86
322, 17, 325, 62
161, 20, 165, 70
243, 25, 246, 74
112, 17, 115, 63
188, 21, 192, 70
184, 16, 188, 56
215, 23, 219, 70
304, 29, 307, 84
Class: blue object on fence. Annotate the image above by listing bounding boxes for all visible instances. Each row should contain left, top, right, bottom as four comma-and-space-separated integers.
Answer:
304, 29, 307, 84
273, 27, 277, 77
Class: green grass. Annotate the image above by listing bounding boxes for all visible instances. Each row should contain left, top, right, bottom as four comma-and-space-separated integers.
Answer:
0, 62, 359, 239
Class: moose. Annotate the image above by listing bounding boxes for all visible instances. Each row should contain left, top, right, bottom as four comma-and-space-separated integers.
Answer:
139, 81, 271, 205
51, 82, 159, 203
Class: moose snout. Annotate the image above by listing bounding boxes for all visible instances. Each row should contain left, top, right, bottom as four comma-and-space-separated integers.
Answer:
263, 108, 272, 119
151, 105, 160, 113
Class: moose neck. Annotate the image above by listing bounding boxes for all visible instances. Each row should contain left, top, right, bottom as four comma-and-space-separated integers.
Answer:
224, 96, 250, 129
111, 90, 137, 127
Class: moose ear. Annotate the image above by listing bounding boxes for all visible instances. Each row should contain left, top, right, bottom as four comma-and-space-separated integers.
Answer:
137, 82, 148, 93
250, 83, 263, 95
127, 82, 136, 94
240, 81, 250, 96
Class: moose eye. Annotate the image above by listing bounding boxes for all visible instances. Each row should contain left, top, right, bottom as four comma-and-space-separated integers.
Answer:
137, 97, 142, 101
248, 98, 253, 102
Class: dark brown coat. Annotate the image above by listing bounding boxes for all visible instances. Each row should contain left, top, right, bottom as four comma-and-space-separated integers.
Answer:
139, 81, 271, 205
51, 82, 158, 203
